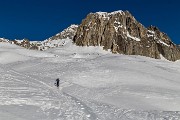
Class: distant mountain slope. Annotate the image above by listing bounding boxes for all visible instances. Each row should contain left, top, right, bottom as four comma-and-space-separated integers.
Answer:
0, 42, 56, 64
2, 25, 78, 51
73, 10, 180, 61
48, 24, 78, 40
39, 24, 78, 50
0, 38, 9, 42
1, 11, 180, 61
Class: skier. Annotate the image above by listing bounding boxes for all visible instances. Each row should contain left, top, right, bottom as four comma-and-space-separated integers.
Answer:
55, 78, 60, 87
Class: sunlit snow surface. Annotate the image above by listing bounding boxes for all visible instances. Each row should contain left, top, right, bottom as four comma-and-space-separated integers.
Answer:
0, 40, 180, 120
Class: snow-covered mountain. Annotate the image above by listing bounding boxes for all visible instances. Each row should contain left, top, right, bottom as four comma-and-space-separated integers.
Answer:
38, 24, 78, 50
2, 12, 180, 62
48, 24, 78, 40
1, 25, 78, 51
1, 11, 180, 62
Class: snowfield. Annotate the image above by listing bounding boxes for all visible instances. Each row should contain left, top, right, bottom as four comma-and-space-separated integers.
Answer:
0, 40, 180, 120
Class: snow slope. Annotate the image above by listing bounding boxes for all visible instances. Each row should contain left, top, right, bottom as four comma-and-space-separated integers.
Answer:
0, 40, 180, 120
0, 43, 56, 64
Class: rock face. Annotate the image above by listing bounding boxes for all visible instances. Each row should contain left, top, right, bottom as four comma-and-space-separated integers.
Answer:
177, 45, 180, 50
11, 39, 39, 50
73, 10, 180, 61
13, 39, 31, 48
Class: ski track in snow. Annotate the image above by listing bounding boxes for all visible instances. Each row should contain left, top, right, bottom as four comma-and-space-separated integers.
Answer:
0, 64, 97, 120
1, 41, 180, 120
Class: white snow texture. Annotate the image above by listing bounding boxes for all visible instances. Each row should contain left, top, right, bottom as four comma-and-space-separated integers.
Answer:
0, 40, 180, 120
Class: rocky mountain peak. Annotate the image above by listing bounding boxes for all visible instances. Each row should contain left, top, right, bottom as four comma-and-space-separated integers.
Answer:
5, 24, 79, 51
148, 25, 159, 31
33, 24, 79, 51
48, 24, 78, 41
73, 10, 180, 61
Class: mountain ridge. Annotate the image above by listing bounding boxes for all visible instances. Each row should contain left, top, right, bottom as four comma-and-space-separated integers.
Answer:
1, 10, 180, 61
73, 10, 180, 61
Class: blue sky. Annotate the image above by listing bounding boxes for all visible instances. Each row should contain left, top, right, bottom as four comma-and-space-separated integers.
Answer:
0, 0, 180, 44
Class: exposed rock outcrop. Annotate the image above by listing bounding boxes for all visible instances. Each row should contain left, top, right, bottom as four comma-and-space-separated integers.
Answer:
0, 38, 9, 43
12, 39, 30, 48
73, 10, 180, 61
177, 45, 180, 50
48, 24, 78, 40
5, 25, 78, 51
38, 24, 78, 50
8, 39, 39, 50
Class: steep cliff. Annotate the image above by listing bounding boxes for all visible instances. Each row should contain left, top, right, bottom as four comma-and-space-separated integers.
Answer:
73, 10, 180, 61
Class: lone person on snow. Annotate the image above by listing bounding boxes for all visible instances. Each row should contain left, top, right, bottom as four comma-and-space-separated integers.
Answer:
55, 78, 60, 87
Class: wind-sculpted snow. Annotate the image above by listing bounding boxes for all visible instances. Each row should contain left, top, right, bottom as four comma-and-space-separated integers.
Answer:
0, 41, 180, 120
